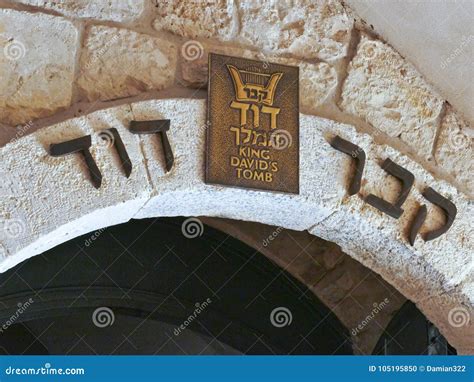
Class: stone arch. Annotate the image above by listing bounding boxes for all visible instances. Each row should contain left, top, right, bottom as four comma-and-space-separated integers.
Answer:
0, 98, 472, 353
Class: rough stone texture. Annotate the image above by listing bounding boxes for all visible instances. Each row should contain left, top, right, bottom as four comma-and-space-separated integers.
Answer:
77, 26, 177, 102
347, 0, 474, 125
434, 106, 473, 195
340, 35, 444, 160
15, 0, 145, 22
153, 0, 238, 40
202, 217, 406, 355
0, 104, 152, 270
0, 98, 472, 351
153, 0, 352, 62
180, 43, 338, 111
0, 9, 78, 125
237, 0, 353, 61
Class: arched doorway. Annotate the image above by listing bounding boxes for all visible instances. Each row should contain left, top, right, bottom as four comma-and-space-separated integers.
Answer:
0, 218, 352, 355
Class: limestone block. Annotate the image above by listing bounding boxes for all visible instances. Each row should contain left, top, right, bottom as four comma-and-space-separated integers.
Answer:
434, 106, 473, 195
340, 35, 444, 160
0, 9, 78, 125
15, 0, 145, 22
237, 0, 353, 61
0, 105, 152, 271
153, 0, 238, 40
77, 26, 177, 102
180, 43, 338, 111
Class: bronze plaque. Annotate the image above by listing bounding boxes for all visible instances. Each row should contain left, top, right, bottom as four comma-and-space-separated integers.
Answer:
206, 53, 299, 194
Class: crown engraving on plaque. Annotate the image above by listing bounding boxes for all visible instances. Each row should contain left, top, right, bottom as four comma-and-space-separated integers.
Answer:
227, 64, 283, 106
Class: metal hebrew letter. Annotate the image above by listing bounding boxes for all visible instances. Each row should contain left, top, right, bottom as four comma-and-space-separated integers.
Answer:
241, 126, 252, 144
366, 159, 414, 219
261, 105, 280, 129
408, 205, 427, 246
101, 128, 132, 178
329, 135, 366, 195
408, 187, 457, 245
250, 104, 260, 128
129, 119, 174, 172
49, 135, 102, 189
230, 101, 249, 125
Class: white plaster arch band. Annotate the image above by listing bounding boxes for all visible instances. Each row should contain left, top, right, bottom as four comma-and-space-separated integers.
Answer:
0, 99, 472, 352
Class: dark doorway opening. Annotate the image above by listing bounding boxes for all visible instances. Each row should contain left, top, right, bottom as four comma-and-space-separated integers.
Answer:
0, 217, 352, 355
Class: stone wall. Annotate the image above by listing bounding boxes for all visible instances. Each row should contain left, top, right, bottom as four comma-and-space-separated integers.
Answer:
0, 0, 472, 353
0, 0, 472, 197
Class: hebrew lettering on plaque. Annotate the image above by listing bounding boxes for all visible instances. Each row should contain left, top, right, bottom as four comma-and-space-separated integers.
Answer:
206, 53, 299, 194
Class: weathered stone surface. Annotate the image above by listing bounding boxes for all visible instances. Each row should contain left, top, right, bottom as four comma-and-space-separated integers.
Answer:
0, 104, 152, 271
434, 106, 473, 195
237, 0, 353, 61
297, 60, 338, 112
0, 98, 471, 351
340, 35, 444, 160
0, 9, 78, 125
180, 43, 239, 88
77, 26, 177, 102
308, 123, 473, 351
180, 44, 337, 111
347, 0, 474, 125
153, 0, 238, 40
15, 0, 145, 22
154, 0, 351, 61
